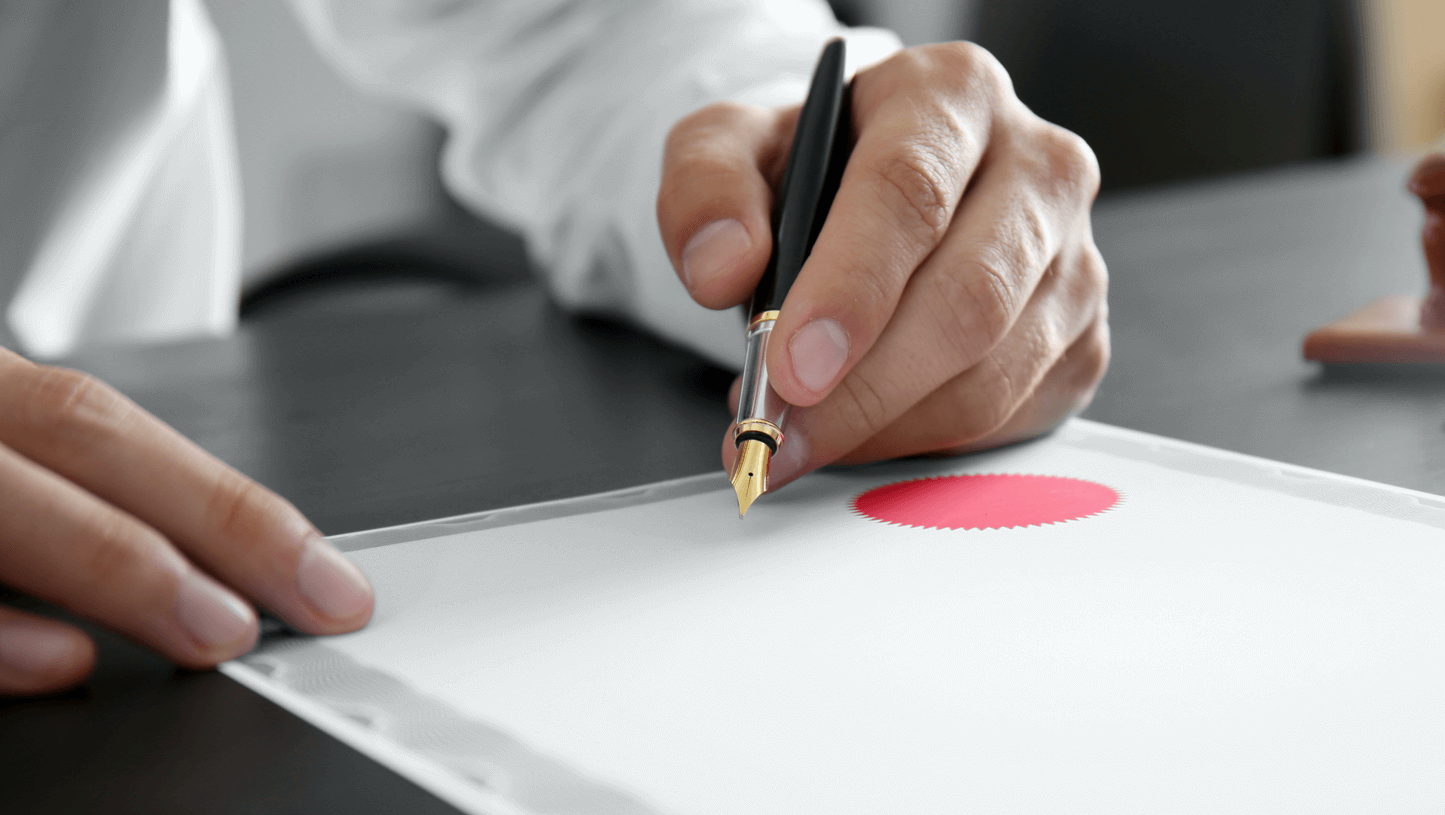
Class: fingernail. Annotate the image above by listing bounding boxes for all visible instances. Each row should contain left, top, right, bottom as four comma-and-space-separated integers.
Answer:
0, 619, 83, 678
772, 425, 811, 485
176, 571, 255, 651
682, 219, 751, 290
296, 537, 373, 623
789, 318, 849, 393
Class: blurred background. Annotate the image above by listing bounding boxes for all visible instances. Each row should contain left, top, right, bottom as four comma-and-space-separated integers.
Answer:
206, 0, 1445, 295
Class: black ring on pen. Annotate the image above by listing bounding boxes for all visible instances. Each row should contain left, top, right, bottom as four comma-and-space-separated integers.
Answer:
735, 431, 779, 453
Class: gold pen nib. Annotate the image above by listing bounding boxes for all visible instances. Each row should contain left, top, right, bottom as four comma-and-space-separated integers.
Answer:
730, 438, 772, 517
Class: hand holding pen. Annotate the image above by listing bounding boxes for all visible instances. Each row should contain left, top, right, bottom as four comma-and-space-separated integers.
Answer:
658, 40, 1110, 511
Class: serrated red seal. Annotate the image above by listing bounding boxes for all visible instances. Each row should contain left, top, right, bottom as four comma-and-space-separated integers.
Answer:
851, 473, 1120, 530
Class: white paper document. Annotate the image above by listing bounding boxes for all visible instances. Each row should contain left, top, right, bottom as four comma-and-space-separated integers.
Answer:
224, 419, 1445, 815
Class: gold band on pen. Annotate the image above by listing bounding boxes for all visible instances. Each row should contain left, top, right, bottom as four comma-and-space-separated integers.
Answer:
733, 418, 783, 446
747, 310, 781, 330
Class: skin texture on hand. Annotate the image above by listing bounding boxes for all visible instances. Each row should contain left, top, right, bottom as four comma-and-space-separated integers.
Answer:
0, 349, 374, 695
657, 42, 1111, 489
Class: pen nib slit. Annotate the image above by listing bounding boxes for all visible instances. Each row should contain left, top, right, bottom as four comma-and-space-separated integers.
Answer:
730, 439, 772, 518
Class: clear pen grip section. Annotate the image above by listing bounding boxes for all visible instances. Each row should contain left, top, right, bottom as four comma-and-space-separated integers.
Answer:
734, 319, 791, 437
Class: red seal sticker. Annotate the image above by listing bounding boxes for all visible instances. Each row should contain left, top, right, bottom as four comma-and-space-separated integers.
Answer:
851, 473, 1119, 530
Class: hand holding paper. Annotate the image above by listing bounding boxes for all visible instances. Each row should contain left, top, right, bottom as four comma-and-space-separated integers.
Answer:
0, 348, 373, 695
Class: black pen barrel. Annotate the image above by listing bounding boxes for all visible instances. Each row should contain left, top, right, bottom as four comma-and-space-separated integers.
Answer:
748, 37, 849, 318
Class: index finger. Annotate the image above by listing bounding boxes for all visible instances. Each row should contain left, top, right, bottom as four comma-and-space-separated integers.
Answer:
765, 43, 1009, 406
0, 352, 372, 635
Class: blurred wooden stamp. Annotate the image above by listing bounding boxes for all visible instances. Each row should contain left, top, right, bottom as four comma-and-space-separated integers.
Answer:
1304, 152, 1445, 363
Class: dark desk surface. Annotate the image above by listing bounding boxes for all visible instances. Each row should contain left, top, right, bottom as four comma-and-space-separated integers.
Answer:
5, 156, 1442, 813
1088, 155, 1444, 494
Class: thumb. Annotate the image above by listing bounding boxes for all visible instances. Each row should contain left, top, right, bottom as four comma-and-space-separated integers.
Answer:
657, 101, 788, 309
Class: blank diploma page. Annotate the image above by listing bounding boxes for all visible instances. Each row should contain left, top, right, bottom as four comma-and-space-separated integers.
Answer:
226, 420, 1445, 815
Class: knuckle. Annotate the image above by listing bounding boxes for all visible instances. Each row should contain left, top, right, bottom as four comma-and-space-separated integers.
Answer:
936, 255, 1020, 362
1036, 124, 1101, 200
1045, 244, 1109, 331
868, 146, 955, 244
934, 41, 1010, 94
20, 366, 130, 449
666, 101, 746, 148
657, 158, 746, 208
0, 345, 28, 370
883, 42, 1009, 96
973, 358, 1022, 434
1011, 199, 1056, 277
939, 368, 1015, 449
1079, 242, 1110, 300
694, 100, 753, 126
1031, 300, 1069, 360
1079, 323, 1112, 385
658, 102, 774, 238
206, 474, 269, 544
83, 513, 152, 588
839, 252, 904, 321
665, 101, 767, 162
1054, 321, 1111, 416
662, 106, 753, 182
659, 134, 749, 187
832, 374, 894, 442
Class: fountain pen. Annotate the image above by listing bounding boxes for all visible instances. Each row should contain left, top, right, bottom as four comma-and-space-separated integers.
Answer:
730, 38, 852, 516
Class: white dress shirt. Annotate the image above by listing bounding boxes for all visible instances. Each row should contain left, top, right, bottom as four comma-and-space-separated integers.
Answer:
0, 0, 898, 366
1, 0, 240, 359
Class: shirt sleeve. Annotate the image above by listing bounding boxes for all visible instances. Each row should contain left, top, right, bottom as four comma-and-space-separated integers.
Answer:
289, 0, 900, 368
2, 0, 242, 359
